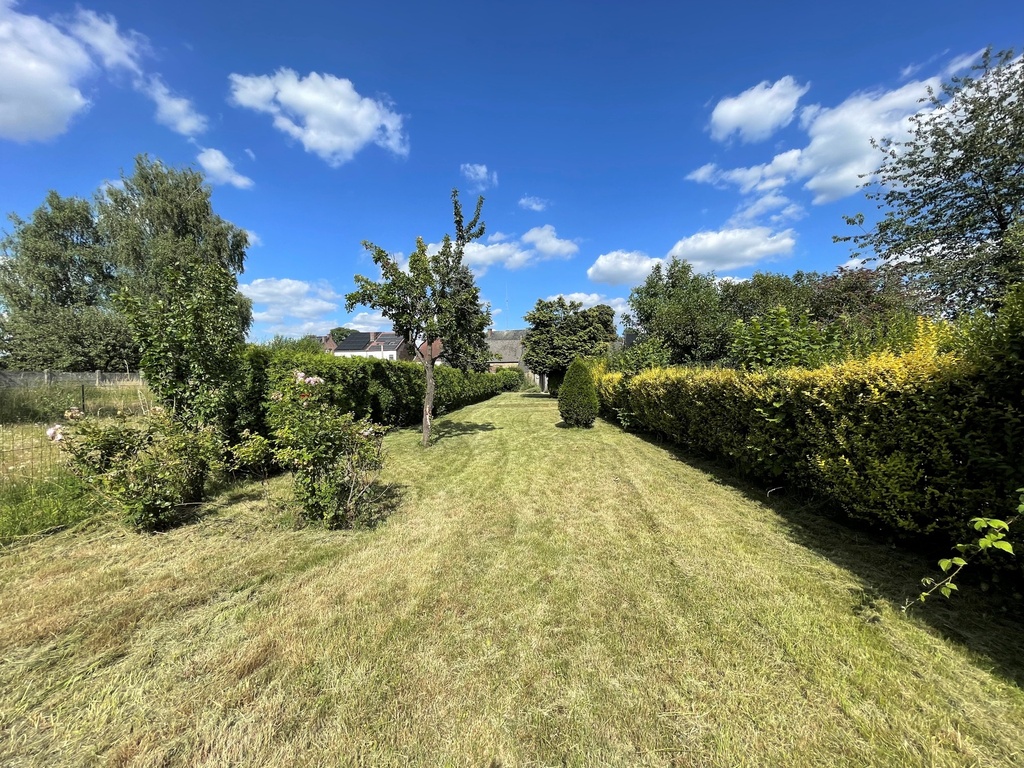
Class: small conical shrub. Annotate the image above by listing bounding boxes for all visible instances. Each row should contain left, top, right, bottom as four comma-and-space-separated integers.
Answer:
558, 358, 599, 428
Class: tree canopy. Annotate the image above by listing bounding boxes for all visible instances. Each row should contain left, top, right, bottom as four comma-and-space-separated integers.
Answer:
0, 191, 137, 371
838, 48, 1024, 314
345, 189, 492, 446
625, 258, 729, 364
522, 297, 617, 377
625, 260, 925, 367
102, 156, 252, 428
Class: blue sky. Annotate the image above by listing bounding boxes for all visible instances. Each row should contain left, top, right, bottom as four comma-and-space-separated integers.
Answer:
2, 0, 1021, 338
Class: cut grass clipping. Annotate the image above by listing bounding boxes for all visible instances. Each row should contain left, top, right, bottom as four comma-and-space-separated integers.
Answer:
2, 393, 1023, 766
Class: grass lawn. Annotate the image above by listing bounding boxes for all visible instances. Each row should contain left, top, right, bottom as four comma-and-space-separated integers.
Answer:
1, 424, 94, 543
2, 392, 1023, 766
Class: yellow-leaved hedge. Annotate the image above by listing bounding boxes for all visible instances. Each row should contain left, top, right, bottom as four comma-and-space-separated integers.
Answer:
599, 311, 1024, 569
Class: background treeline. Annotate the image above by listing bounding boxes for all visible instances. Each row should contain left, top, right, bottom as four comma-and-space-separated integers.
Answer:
625, 259, 932, 370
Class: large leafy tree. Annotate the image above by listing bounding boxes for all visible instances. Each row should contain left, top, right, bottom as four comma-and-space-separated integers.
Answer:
0, 191, 138, 370
838, 48, 1024, 314
625, 257, 729, 364
346, 190, 492, 447
99, 156, 252, 428
719, 271, 815, 323
522, 297, 617, 382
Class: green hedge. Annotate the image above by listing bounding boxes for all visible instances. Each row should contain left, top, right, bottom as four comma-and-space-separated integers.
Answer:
264, 353, 523, 428
598, 301, 1024, 573
558, 358, 599, 428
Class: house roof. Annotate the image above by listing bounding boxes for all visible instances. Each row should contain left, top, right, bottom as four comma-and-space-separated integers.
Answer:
488, 329, 528, 341
368, 333, 405, 352
335, 331, 406, 353
487, 339, 523, 363
336, 331, 374, 351
418, 339, 443, 359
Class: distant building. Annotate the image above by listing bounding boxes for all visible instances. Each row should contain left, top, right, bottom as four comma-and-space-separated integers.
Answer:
312, 334, 339, 353
326, 331, 412, 362
317, 329, 540, 385
486, 329, 540, 387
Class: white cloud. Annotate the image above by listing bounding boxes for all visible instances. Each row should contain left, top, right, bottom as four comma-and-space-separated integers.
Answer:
796, 79, 937, 203
244, 230, 263, 247
460, 163, 497, 190
141, 74, 207, 136
244, 148, 256, 160
587, 250, 662, 285
686, 149, 801, 194
900, 63, 923, 80
519, 195, 548, 212
66, 9, 144, 75
241, 277, 339, 324
346, 312, 390, 333
429, 224, 577, 275
520, 225, 578, 259
196, 147, 254, 189
667, 227, 796, 272
710, 76, 810, 143
728, 192, 805, 226
0, 2, 94, 140
687, 59, 993, 205
229, 68, 408, 166
461, 241, 534, 273
0, 3, 207, 141
253, 320, 333, 338
944, 49, 985, 77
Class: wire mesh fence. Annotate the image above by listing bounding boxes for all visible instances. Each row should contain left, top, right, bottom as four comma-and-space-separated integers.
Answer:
0, 379, 153, 425
0, 378, 151, 505
0, 422, 62, 489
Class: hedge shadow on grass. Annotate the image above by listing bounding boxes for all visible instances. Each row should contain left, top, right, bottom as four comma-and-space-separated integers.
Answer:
621, 421, 1024, 688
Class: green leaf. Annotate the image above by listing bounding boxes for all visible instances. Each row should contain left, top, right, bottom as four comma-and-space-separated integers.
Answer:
938, 558, 952, 572
951, 557, 967, 567
992, 540, 1014, 554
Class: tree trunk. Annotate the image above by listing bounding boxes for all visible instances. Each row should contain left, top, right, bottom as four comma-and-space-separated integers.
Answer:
422, 355, 435, 447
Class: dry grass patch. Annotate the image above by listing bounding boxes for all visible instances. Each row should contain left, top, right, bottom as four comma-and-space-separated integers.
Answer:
1, 393, 1023, 766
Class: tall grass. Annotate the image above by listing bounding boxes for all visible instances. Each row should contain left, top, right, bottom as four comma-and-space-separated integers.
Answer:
0, 383, 149, 541
0, 381, 153, 424
0, 422, 96, 542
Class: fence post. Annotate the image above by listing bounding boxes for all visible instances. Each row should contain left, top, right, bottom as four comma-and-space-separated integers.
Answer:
96, 369, 101, 387
44, 369, 50, 386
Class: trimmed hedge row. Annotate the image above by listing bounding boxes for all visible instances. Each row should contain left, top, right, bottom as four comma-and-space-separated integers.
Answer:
263, 352, 523, 428
598, 301, 1024, 570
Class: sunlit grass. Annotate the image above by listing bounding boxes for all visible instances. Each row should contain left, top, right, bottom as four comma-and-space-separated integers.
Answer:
1, 393, 1022, 765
